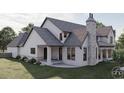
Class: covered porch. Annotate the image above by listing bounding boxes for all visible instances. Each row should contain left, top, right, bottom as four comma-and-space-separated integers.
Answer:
37, 45, 63, 65
98, 47, 114, 62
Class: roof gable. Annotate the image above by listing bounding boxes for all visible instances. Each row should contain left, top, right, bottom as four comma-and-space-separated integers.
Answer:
7, 32, 29, 47
45, 17, 88, 46
46, 17, 86, 32
96, 26, 113, 37
34, 27, 63, 46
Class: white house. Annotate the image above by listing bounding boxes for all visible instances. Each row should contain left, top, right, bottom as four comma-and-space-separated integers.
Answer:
7, 13, 115, 67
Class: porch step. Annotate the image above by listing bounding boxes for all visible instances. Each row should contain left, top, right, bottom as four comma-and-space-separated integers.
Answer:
52, 61, 63, 65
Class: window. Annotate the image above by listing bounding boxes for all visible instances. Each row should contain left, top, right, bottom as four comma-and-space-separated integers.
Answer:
59, 33, 63, 40
64, 32, 68, 38
71, 48, 75, 60
83, 48, 87, 61
110, 36, 113, 44
96, 47, 97, 59
67, 48, 75, 60
31, 48, 35, 54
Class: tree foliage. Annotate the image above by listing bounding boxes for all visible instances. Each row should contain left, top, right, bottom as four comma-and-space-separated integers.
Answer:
113, 49, 124, 65
22, 23, 34, 32
0, 26, 16, 52
117, 32, 124, 49
96, 21, 105, 28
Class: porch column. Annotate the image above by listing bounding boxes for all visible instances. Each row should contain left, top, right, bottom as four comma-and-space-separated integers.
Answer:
100, 49, 103, 61
106, 49, 108, 59
47, 46, 52, 65
62, 47, 67, 63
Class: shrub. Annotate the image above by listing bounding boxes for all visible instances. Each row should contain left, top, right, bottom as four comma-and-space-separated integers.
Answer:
16, 55, 21, 60
113, 49, 124, 65
21, 56, 28, 62
28, 58, 36, 64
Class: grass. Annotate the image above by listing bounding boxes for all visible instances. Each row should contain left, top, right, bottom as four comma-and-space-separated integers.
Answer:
0, 58, 118, 79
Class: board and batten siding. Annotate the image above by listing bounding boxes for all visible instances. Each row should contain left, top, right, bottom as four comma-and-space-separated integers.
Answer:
42, 20, 63, 41
19, 29, 46, 58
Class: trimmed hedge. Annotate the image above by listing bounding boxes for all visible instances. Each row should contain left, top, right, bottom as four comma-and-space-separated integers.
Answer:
21, 56, 28, 62
28, 58, 36, 64
16, 55, 21, 60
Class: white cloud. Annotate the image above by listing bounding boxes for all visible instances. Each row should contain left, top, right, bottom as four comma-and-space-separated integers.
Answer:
0, 13, 84, 33
0, 13, 121, 40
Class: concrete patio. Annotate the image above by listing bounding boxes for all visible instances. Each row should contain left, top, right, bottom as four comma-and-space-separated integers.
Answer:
40, 60, 81, 68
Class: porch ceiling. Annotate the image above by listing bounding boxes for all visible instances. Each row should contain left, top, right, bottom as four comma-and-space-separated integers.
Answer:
98, 41, 115, 48
37, 45, 63, 48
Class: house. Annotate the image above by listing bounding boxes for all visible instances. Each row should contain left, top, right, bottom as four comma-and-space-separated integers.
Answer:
7, 13, 115, 67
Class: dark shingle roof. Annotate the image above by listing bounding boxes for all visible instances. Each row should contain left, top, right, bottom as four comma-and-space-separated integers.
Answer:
47, 17, 86, 32
8, 17, 114, 48
98, 41, 115, 47
47, 17, 88, 46
7, 32, 29, 47
47, 17, 114, 46
96, 26, 113, 36
64, 29, 88, 46
34, 27, 63, 46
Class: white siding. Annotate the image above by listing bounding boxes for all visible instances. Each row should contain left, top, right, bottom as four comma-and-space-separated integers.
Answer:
42, 20, 63, 40
7, 47, 19, 58
108, 30, 115, 44
37, 47, 44, 58
98, 37, 108, 42
19, 30, 46, 58
81, 36, 89, 65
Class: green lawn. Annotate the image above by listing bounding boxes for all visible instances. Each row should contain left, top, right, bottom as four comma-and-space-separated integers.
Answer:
0, 58, 118, 79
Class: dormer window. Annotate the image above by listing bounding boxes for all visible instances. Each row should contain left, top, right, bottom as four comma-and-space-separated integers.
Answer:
64, 32, 68, 38
59, 33, 63, 41
110, 36, 113, 44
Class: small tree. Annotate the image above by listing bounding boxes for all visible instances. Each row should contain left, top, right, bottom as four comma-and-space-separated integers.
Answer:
96, 21, 105, 28
0, 27, 16, 52
112, 50, 118, 62
113, 49, 124, 66
22, 23, 34, 32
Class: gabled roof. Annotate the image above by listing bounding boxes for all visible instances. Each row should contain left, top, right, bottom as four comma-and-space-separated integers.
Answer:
96, 26, 113, 37
7, 32, 29, 47
64, 29, 88, 46
47, 17, 113, 44
46, 17, 86, 32
34, 27, 63, 46
8, 17, 115, 48
46, 17, 88, 46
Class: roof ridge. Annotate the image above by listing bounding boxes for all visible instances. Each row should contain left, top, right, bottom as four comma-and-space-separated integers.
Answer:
18, 32, 29, 47
46, 17, 86, 27
97, 25, 113, 29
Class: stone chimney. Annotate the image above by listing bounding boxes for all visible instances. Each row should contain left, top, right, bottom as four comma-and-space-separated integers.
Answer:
86, 13, 97, 65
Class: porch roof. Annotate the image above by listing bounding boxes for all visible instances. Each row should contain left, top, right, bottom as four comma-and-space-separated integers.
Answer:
34, 27, 63, 46
98, 41, 115, 47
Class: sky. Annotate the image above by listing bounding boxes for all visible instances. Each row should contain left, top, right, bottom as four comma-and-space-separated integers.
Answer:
0, 13, 123, 40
